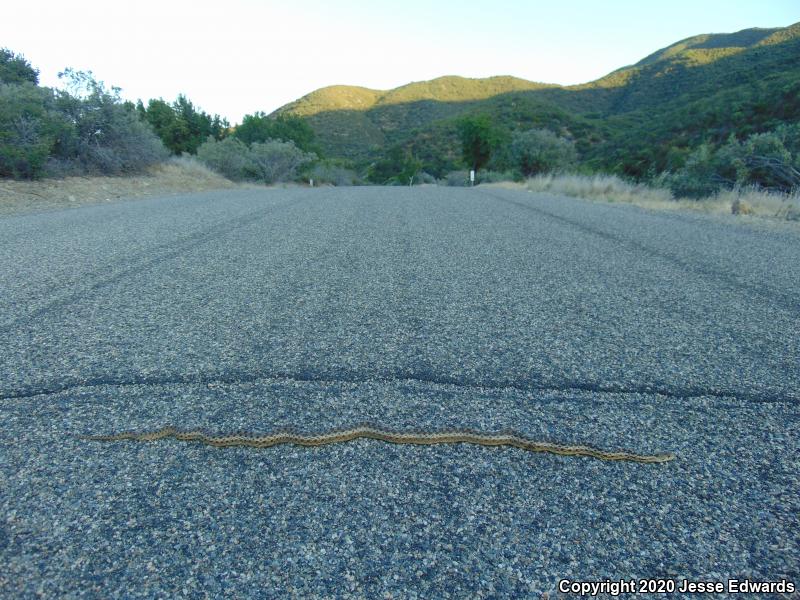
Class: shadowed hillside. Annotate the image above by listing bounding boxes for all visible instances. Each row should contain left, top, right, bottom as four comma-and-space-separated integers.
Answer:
272, 22, 800, 178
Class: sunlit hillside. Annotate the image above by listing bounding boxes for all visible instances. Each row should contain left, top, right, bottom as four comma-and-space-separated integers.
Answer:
273, 22, 800, 178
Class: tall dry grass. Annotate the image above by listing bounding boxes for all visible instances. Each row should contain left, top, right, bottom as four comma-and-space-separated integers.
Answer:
521, 174, 800, 221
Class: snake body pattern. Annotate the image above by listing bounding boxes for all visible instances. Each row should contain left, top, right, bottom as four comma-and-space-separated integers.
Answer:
82, 424, 675, 463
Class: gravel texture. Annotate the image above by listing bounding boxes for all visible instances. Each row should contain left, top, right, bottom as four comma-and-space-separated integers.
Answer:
1, 186, 798, 598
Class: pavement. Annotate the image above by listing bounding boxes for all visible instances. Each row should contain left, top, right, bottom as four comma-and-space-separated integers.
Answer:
1, 186, 798, 598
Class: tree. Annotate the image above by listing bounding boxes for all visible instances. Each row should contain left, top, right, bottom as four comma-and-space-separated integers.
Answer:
0, 83, 59, 178
398, 154, 423, 185
509, 128, 577, 176
0, 48, 39, 85
233, 112, 272, 146
234, 113, 317, 153
137, 95, 228, 155
50, 69, 167, 175
456, 114, 504, 173
366, 145, 422, 185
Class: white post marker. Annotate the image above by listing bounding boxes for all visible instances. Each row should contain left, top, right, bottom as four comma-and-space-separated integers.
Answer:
309, 179, 314, 187
469, 170, 475, 186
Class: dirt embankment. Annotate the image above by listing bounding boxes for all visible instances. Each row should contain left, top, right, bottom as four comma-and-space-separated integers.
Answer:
0, 158, 238, 217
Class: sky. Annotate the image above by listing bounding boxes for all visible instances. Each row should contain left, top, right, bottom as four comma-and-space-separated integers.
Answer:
2, 0, 798, 123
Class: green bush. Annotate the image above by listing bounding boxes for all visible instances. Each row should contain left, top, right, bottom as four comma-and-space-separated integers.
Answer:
509, 128, 577, 176
196, 137, 253, 181
667, 143, 736, 198
456, 114, 506, 172
1, 67, 168, 179
248, 140, 315, 184
741, 131, 798, 191
196, 137, 315, 183
366, 146, 422, 185
0, 83, 61, 178
50, 70, 167, 175
668, 129, 799, 197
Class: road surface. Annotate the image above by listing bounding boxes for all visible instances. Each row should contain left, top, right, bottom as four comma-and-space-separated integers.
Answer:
1, 186, 798, 597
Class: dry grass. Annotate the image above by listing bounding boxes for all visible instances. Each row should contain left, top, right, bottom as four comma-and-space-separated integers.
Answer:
715, 186, 800, 220
491, 173, 800, 223
0, 156, 238, 217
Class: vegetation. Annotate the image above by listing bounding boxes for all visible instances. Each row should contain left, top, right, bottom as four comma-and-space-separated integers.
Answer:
278, 76, 553, 117
135, 96, 229, 155
366, 146, 422, 185
273, 21, 800, 197
0, 48, 39, 85
195, 137, 252, 181
522, 173, 799, 221
233, 113, 318, 153
508, 128, 577, 176
667, 125, 800, 197
0, 50, 320, 184
196, 136, 315, 183
1, 65, 167, 179
3, 20, 800, 205
456, 115, 506, 173
248, 140, 315, 184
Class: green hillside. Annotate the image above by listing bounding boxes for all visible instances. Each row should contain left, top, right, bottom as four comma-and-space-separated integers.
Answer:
278, 76, 553, 116
272, 22, 800, 179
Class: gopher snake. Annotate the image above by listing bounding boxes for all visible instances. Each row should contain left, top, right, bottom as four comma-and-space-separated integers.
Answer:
81, 424, 675, 463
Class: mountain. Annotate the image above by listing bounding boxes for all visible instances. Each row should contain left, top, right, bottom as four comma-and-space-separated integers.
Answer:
272, 22, 800, 178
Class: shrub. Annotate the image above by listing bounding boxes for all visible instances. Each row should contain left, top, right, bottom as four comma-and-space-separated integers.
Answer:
196, 136, 253, 181
0, 82, 61, 178
248, 140, 316, 184
740, 131, 798, 191
0, 58, 167, 179
444, 170, 470, 186
49, 70, 167, 175
667, 144, 729, 198
196, 137, 316, 184
509, 128, 577, 176
308, 162, 359, 186
416, 171, 437, 184
669, 129, 800, 198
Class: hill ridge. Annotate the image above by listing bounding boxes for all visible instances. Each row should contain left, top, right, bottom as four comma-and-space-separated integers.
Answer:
276, 21, 799, 119
270, 21, 800, 179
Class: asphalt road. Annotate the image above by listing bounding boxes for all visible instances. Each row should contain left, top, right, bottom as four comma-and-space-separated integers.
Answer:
1, 186, 798, 598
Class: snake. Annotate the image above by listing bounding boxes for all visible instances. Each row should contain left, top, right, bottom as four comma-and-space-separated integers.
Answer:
80, 423, 675, 463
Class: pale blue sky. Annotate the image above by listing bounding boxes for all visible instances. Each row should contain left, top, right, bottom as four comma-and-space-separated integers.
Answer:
2, 0, 797, 123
